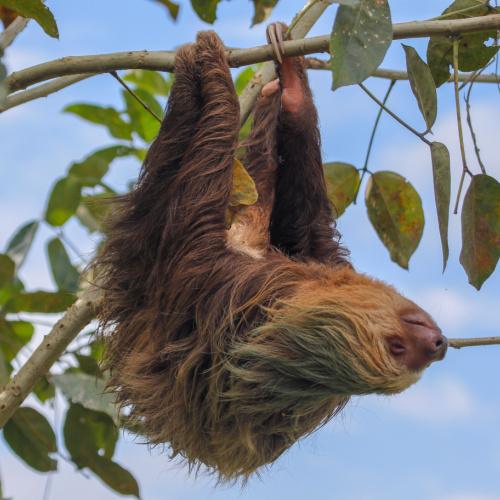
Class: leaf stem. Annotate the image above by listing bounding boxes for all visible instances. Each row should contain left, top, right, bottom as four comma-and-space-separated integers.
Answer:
354, 79, 397, 203
358, 82, 432, 146
464, 70, 487, 174
110, 71, 162, 123
452, 38, 472, 214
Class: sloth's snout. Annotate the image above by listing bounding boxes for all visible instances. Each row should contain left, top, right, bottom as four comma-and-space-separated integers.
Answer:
388, 307, 448, 372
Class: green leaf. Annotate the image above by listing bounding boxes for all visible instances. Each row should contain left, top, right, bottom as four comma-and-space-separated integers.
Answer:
234, 66, 257, 95
427, 0, 498, 87
0, 254, 15, 287
88, 456, 140, 498
430, 142, 451, 271
75, 354, 102, 378
5, 220, 39, 268
69, 145, 136, 187
45, 177, 82, 227
323, 162, 360, 217
33, 376, 56, 403
123, 70, 172, 96
251, 0, 278, 26
365, 171, 424, 269
46, 238, 80, 293
403, 44, 437, 133
330, 0, 392, 89
123, 88, 163, 142
460, 174, 500, 289
5, 291, 76, 313
76, 193, 114, 233
64, 404, 118, 464
53, 372, 118, 422
0, 0, 58, 38
0, 319, 34, 362
153, 0, 180, 20
190, 0, 220, 23
3, 407, 57, 472
64, 104, 133, 140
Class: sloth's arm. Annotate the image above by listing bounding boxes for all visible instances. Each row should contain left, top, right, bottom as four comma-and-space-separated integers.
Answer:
269, 57, 346, 265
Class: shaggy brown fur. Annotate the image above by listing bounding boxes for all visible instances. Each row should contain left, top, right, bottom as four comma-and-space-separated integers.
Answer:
96, 31, 435, 481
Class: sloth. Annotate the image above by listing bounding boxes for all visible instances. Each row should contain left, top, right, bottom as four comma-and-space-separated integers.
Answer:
95, 25, 447, 481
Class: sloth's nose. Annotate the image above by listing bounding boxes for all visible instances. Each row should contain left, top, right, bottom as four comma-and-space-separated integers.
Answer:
389, 308, 448, 371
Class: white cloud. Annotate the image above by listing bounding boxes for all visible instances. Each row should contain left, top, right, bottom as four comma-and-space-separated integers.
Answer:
416, 288, 499, 337
370, 376, 478, 424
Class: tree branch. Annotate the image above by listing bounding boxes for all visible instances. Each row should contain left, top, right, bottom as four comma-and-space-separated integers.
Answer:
449, 337, 500, 349
5, 14, 500, 94
239, 0, 332, 125
0, 16, 30, 50
0, 287, 100, 428
306, 57, 500, 83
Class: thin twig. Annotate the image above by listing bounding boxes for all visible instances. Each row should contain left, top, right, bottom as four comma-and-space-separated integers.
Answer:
110, 71, 162, 123
464, 69, 487, 174
452, 38, 472, 215
358, 82, 432, 146
0, 16, 29, 50
354, 80, 397, 203
449, 336, 500, 349
307, 58, 500, 83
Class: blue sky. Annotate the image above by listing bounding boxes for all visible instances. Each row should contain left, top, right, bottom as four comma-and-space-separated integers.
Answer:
0, 1, 499, 499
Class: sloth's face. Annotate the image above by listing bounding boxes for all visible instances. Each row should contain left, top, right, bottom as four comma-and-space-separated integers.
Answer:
276, 266, 448, 396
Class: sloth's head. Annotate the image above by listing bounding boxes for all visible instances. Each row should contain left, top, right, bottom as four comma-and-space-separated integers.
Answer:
228, 266, 447, 399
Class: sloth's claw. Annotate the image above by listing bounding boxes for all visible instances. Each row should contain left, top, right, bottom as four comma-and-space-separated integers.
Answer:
266, 23, 285, 64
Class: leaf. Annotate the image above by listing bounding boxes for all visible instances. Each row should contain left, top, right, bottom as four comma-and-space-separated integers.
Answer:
430, 142, 451, 271
5, 291, 76, 313
152, 0, 180, 20
46, 238, 80, 292
0, 319, 34, 361
403, 44, 437, 133
251, 0, 278, 26
89, 456, 140, 498
45, 177, 82, 227
76, 193, 114, 233
123, 89, 162, 142
3, 407, 57, 472
64, 404, 118, 464
5, 220, 39, 268
330, 0, 392, 89
365, 171, 424, 269
53, 372, 118, 422
69, 145, 136, 187
323, 162, 360, 217
0, 254, 15, 287
234, 66, 256, 95
427, 0, 498, 87
460, 174, 500, 289
0, 5, 18, 27
64, 104, 133, 140
190, 0, 220, 23
33, 376, 55, 403
229, 159, 258, 207
124, 70, 172, 96
75, 354, 102, 378
0, 0, 58, 38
